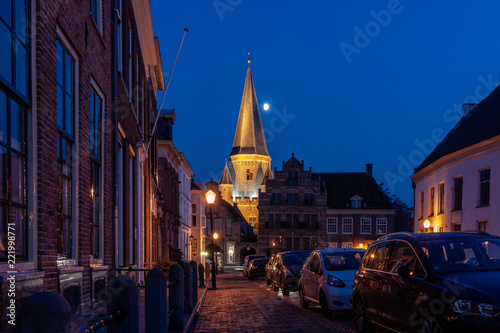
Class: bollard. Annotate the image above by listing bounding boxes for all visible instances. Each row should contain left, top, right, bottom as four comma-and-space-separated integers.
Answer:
19, 291, 71, 333
191, 261, 198, 306
145, 268, 167, 333
205, 262, 211, 283
183, 262, 193, 315
107, 275, 139, 333
169, 264, 184, 330
198, 263, 205, 288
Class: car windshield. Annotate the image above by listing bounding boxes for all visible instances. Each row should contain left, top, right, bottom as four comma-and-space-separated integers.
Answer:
282, 252, 310, 266
323, 251, 364, 271
419, 238, 500, 273
252, 259, 267, 267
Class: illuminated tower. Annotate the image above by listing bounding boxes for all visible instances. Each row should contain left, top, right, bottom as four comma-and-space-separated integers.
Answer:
219, 60, 272, 234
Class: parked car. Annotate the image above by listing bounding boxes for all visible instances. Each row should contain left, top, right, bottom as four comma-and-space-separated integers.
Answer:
265, 255, 275, 285
299, 248, 365, 317
270, 250, 311, 295
243, 254, 267, 278
353, 231, 500, 333
248, 258, 268, 280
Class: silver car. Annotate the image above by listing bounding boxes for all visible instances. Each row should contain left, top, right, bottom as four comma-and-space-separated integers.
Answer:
299, 248, 365, 317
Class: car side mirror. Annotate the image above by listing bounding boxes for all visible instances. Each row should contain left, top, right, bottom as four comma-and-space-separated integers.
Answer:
397, 265, 410, 278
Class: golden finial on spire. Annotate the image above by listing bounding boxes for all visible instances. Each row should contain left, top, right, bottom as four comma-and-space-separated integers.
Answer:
248, 52, 251, 64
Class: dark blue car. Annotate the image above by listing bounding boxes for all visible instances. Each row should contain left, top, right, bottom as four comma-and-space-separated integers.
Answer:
353, 231, 500, 333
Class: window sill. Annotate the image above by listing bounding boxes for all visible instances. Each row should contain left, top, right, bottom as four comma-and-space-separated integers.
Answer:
450, 209, 462, 212
0, 269, 45, 283
437, 212, 444, 216
89, 15, 106, 49
427, 214, 434, 218
476, 204, 490, 209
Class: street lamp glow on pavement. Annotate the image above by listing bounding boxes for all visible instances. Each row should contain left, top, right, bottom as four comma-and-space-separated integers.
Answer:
205, 189, 217, 289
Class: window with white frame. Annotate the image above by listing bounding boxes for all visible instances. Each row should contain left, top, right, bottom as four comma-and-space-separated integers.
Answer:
327, 218, 337, 233
361, 218, 371, 234
327, 242, 337, 249
342, 218, 353, 234
376, 218, 387, 234
342, 242, 353, 249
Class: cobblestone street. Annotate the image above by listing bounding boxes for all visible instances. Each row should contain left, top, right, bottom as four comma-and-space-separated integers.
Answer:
191, 269, 358, 333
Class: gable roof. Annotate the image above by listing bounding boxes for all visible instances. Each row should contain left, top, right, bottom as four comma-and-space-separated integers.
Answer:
314, 172, 394, 209
415, 86, 500, 173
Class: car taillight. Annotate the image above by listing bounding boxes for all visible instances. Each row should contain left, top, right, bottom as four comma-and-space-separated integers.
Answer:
251, 266, 257, 270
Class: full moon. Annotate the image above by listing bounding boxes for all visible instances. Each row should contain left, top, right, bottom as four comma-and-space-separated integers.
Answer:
263, 103, 270, 111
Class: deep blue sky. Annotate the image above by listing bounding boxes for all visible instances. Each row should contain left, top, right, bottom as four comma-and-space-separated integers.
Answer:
150, 1, 500, 207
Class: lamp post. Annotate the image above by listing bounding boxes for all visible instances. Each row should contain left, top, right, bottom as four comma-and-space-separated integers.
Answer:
205, 189, 217, 289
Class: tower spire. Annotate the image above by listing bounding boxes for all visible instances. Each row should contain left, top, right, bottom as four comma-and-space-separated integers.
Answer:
230, 62, 269, 156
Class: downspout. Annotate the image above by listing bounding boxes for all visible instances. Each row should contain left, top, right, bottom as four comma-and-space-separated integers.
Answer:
112, 0, 119, 276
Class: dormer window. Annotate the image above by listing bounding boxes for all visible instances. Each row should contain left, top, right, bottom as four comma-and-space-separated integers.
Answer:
350, 195, 363, 209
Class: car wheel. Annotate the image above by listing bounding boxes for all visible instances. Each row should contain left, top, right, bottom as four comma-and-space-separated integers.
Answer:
353, 296, 374, 333
320, 291, 332, 318
299, 287, 309, 309
419, 316, 443, 333
281, 280, 290, 296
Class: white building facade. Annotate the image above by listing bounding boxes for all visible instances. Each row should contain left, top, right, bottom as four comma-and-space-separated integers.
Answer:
412, 93, 500, 235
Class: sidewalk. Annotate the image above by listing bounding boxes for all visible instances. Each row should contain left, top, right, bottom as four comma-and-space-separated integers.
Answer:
190, 273, 344, 333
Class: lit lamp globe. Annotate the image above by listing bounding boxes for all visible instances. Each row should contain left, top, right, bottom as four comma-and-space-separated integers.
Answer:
213, 232, 219, 240
205, 190, 216, 204
424, 220, 430, 229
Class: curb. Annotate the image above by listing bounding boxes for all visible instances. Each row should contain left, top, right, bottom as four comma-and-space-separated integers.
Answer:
182, 282, 210, 333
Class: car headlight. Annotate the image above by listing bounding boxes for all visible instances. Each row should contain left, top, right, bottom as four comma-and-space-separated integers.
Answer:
285, 270, 295, 278
453, 300, 500, 318
327, 275, 345, 288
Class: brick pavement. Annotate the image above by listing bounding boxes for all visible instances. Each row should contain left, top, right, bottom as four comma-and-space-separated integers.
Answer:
191, 273, 345, 333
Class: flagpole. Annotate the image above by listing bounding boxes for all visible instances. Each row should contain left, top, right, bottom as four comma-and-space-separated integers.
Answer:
142, 28, 188, 162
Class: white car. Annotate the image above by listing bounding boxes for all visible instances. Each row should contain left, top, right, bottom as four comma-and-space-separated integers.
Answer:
298, 248, 365, 317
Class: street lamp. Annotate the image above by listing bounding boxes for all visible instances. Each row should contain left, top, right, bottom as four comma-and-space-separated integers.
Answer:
205, 189, 217, 289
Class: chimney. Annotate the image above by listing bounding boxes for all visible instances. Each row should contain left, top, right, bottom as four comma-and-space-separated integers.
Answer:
366, 164, 373, 177
462, 103, 477, 116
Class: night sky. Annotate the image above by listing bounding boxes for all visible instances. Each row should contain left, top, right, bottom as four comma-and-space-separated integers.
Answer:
150, 1, 500, 207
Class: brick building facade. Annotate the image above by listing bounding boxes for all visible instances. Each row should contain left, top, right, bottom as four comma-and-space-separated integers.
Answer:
0, 0, 164, 327
258, 155, 396, 256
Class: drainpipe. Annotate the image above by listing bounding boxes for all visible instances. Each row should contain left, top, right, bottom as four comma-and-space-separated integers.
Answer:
112, 0, 119, 276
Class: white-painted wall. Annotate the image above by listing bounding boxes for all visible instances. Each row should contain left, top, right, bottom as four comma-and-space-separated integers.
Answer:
413, 139, 500, 235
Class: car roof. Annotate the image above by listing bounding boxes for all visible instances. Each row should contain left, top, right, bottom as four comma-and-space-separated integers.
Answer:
375, 231, 499, 244
315, 248, 366, 254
